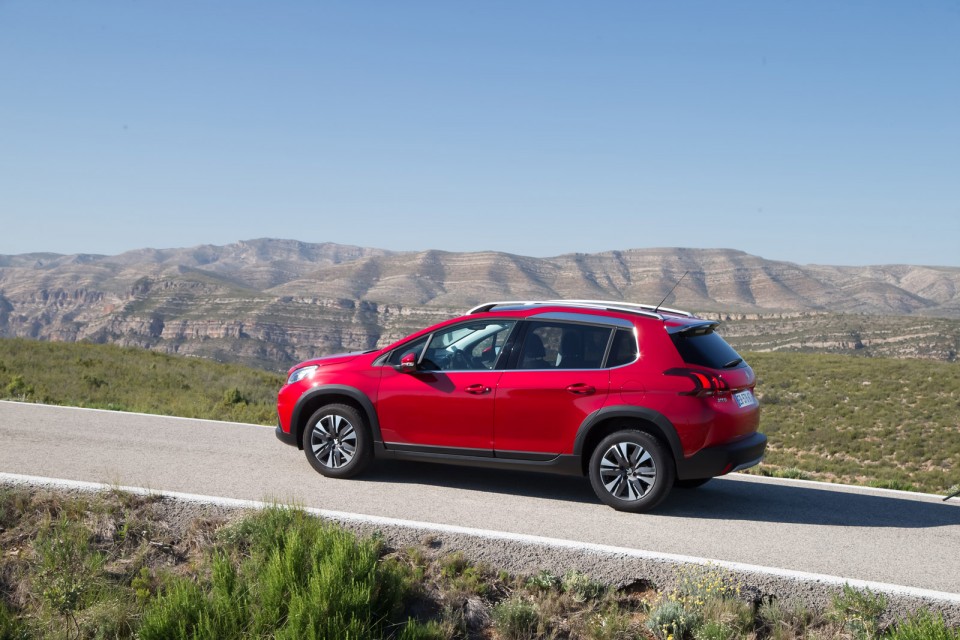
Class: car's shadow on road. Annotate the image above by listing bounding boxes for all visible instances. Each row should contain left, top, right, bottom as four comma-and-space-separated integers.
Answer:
659, 478, 960, 529
359, 462, 960, 529
360, 460, 598, 503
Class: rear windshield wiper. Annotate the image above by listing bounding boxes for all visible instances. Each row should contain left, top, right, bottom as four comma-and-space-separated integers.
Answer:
722, 358, 743, 368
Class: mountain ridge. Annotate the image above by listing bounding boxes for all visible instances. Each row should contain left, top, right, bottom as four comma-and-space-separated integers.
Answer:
2, 238, 959, 368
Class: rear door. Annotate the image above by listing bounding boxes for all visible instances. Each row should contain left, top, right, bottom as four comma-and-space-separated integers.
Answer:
493, 318, 615, 455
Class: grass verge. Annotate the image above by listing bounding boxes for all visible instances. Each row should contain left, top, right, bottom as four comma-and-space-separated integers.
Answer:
1, 486, 958, 639
746, 352, 960, 493
0, 338, 283, 425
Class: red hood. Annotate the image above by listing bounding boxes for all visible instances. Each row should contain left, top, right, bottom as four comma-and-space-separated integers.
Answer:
287, 351, 365, 375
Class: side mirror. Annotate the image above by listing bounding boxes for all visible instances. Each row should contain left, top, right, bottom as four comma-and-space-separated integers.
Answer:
398, 352, 418, 373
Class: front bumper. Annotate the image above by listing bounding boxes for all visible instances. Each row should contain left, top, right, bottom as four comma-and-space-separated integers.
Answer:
675, 431, 767, 480
275, 422, 298, 447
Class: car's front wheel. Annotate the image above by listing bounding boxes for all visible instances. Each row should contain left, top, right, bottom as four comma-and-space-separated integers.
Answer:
588, 430, 675, 513
302, 404, 372, 479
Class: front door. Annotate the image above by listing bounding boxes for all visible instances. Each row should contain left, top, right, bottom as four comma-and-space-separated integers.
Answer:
377, 320, 516, 453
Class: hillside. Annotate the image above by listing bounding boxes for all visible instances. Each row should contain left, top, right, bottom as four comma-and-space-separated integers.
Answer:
0, 338, 282, 424
2, 239, 959, 369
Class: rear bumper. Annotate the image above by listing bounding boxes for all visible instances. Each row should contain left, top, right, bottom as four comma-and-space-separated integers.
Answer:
675, 431, 767, 480
275, 423, 298, 447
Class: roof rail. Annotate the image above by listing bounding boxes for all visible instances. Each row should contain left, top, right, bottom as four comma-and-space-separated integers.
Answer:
466, 299, 692, 320
550, 299, 692, 317
466, 301, 542, 315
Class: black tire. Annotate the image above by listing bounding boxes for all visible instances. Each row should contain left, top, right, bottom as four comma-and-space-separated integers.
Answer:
588, 430, 675, 513
675, 477, 712, 489
302, 404, 372, 479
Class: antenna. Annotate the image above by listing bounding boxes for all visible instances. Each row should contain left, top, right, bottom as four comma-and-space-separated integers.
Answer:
655, 270, 689, 314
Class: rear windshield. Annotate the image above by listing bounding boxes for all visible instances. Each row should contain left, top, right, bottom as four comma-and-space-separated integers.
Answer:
671, 329, 744, 369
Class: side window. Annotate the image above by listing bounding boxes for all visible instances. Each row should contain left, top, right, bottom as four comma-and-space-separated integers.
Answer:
468, 324, 515, 367
518, 322, 613, 369
607, 329, 638, 367
385, 335, 430, 366
420, 321, 516, 371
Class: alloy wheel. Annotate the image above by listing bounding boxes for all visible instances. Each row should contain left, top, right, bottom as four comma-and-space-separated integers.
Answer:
309, 414, 357, 469
598, 441, 657, 501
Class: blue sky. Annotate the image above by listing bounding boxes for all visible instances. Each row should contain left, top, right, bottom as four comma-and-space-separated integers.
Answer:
1, 2, 958, 266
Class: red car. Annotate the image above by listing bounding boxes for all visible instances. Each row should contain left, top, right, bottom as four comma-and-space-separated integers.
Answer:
276, 300, 765, 512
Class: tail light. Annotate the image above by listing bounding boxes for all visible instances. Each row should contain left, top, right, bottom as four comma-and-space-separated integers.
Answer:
664, 368, 730, 397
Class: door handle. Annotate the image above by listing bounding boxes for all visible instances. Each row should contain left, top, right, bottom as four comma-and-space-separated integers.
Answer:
565, 383, 595, 395
465, 384, 491, 395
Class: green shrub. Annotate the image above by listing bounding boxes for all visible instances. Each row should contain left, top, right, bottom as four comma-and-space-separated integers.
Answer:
492, 596, 540, 640
32, 515, 104, 623
526, 570, 561, 591
0, 600, 25, 640
4, 375, 32, 399
772, 467, 810, 480
828, 584, 887, 639
582, 604, 635, 640
670, 564, 741, 610
437, 551, 489, 596
221, 387, 247, 406
869, 478, 916, 492
561, 570, 606, 603
694, 620, 737, 640
758, 597, 815, 640
647, 600, 702, 640
0, 487, 30, 530
397, 619, 447, 640
700, 597, 753, 638
142, 506, 416, 639
889, 610, 960, 640
439, 551, 469, 578
76, 597, 139, 639
138, 578, 210, 640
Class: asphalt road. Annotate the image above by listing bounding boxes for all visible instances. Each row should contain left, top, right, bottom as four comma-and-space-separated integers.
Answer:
2, 401, 959, 594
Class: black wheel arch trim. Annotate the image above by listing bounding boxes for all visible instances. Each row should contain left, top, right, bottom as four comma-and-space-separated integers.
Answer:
573, 405, 684, 461
290, 385, 382, 450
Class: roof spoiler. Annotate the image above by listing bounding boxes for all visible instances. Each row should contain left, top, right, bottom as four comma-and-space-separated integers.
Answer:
666, 321, 719, 336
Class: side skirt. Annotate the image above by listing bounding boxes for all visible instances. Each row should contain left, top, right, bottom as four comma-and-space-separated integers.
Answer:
374, 442, 583, 476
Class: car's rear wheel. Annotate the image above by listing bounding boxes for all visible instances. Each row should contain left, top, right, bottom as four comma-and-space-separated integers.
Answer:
588, 430, 674, 512
302, 404, 371, 479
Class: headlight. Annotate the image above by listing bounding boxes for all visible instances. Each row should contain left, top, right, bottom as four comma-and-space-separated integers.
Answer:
287, 366, 318, 385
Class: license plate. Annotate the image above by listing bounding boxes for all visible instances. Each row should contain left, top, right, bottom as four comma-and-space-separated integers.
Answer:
734, 390, 756, 408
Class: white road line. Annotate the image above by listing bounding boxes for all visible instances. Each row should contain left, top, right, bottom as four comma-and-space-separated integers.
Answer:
2, 471, 958, 604
723, 472, 954, 501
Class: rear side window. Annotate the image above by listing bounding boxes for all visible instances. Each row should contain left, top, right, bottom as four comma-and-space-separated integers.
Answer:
671, 329, 744, 369
607, 329, 638, 367
518, 321, 612, 369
